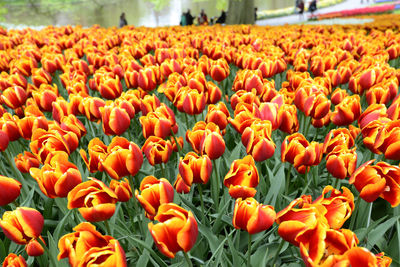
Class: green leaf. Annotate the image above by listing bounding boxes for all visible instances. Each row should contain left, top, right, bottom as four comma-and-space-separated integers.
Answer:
53, 209, 74, 242
264, 164, 285, 206
367, 215, 400, 250
127, 236, 168, 267
198, 223, 220, 252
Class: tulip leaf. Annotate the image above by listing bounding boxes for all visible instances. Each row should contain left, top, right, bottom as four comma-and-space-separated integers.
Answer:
127, 236, 168, 267
264, 164, 285, 206
19, 187, 35, 207
198, 223, 220, 253
367, 216, 400, 250
0, 239, 6, 263
53, 209, 74, 241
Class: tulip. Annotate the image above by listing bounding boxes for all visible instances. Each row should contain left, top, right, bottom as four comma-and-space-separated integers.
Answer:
0, 129, 9, 151
205, 102, 230, 131
230, 90, 260, 111
330, 88, 348, 105
101, 137, 143, 180
374, 120, 400, 160
2, 253, 27, 267
98, 76, 123, 100
0, 207, 44, 256
58, 222, 127, 267
210, 59, 230, 82
17, 115, 49, 140
186, 121, 219, 154
30, 152, 82, 198
82, 97, 106, 122
140, 94, 161, 115
138, 66, 160, 91
232, 197, 276, 234
31, 85, 58, 112
358, 104, 387, 130
135, 176, 174, 220
361, 118, 391, 154
349, 160, 400, 207
80, 138, 108, 173
174, 174, 191, 194
148, 203, 198, 258
0, 175, 21, 206
31, 68, 52, 88
0, 113, 21, 141
323, 128, 355, 154
59, 114, 86, 139
224, 155, 259, 199
100, 104, 131, 136
110, 178, 132, 202
233, 69, 264, 95
200, 129, 225, 160
1, 86, 27, 109
326, 146, 357, 180
303, 92, 331, 120
140, 103, 178, 139
331, 95, 361, 126
67, 178, 118, 222
278, 104, 299, 134
179, 152, 212, 187
142, 136, 173, 166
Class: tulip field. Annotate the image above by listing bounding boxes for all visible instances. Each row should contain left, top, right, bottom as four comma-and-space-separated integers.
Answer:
1, 14, 400, 266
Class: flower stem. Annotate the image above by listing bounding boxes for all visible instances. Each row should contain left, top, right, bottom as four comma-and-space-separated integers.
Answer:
197, 184, 206, 223
37, 236, 57, 267
183, 251, 193, 267
104, 220, 111, 235
247, 234, 252, 267
349, 196, 362, 230
271, 239, 284, 267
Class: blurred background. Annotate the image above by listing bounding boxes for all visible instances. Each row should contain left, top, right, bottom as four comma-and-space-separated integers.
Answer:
0, 0, 296, 28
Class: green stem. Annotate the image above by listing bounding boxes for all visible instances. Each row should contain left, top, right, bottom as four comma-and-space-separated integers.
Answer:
349, 196, 362, 230
170, 129, 182, 155
332, 177, 339, 190
247, 234, 252, 267
197, 184, 206, 223
160, 163, 166, 178
271, 239, 284, 267
212, 159, 220, 209
37, 236, 57, 267
184, 113, 190, 128
183, 251, 193, 267
284, 164, 292, 196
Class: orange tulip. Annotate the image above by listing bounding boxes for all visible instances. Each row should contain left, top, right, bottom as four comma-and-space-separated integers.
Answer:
100, 104, 131, 136
174, 174, 191, 194
331, 95, 361, 126
0, 113, 21, 141
330, 88, 348, 105
0, 129, 9, 151
67, 177, 118, 222
326, 146, 357, 180
140, 103, 178, 139
0, 175, 21, 206
1, 86, 27, 109
205, 102, 230, 131
82, 97, 106, 122
135, 176, 174, 220
140, 94, 161, 115
14, 151, 40, 173
303, 92, 331, 120
2, 253, 27, 267
374, 120, 400, 160
200, 128, 225, 160
0, 207, 44, 256
31, 68, 52, 88
233, 69, 264, 95
148, 203, 198, 258
358, 104, 387, 130
210, 58, 230, 82
179, 152, 212, 187
278, 104, 299, 134
142, 136, 173, 166
138, 66, 160, 91
98, 76, 123, 100
80, 138, 108, 173
349, 160, 400, 207
241, 119, 275, 162
224, 155, 259, 199
101, 137, 143, 180
186, 121, 219, 154
30, 152, 82, 198
323, 128, 355, 154
109, 178, 132, 202
232, 197, 276, 234
58, 222, 127, 267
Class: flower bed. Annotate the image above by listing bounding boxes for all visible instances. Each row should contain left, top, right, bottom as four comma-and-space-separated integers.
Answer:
0, 15, 400, 266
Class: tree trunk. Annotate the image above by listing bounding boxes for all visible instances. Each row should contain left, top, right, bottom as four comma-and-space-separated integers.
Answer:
226, 0, 255, 25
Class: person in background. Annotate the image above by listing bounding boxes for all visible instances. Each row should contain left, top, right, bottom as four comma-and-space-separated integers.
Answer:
309, 0, 317, 17
254, 7, 258, 21
119, 12, 127, 28
297, 0, 305, 20
216, 10, 227, 24
198, 9, 208, 25
180, 12, 187, 26
185, 9, 194, 25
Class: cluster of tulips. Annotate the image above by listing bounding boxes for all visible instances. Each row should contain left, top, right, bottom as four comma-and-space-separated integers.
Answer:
1, 15, 400, 266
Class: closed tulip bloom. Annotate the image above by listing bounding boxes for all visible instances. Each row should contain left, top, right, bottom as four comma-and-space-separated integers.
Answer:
349, 160, 400, 207
241, 120, 275, 162
178, 87, 206, 115
82, 97, 106, 122
102, 137, 143, 179
278, 104, 299, 134
232, 197, 276, 234
326, 146, 357, 180
205, 102, 230, 131
259, 102, 280, 130
17, 115, 49, 140
31, 68, 52, 88
303, 93, 331, 120
58, 222, 127, 267
140, 94, 161, 115
67, 178, 118, 222
330, 88, 348, 105
1, 86, 27, 109
186, 121, 220, 154
100, 105, 131, 136
142, 136, 173, 166
0, 207, 44, 251
0, 113, 21, 141
59, 114, 87, 139
200, 129, 225, 160
98, 76, 123, 100
224, 155, 259, 199
31, 86, 58, 112
0, 175, 21, 206
80, 138, 108, 173
138, 66, 160, 92
174, 174, 191, 194
179, 152, 212, 186
233, 69, 264, 95
366, 85, 391, 105
148, 203, 198, 258
25, 238, 45, 257
140, 103, 178, 139
230, 90, 260, 110
110, 178, 132, 202
30, 152, 82, 198
331, 95, 361, 126
135, 176, 174, 220
2, 253, 27, 267
210, 59, 230, 82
